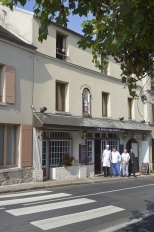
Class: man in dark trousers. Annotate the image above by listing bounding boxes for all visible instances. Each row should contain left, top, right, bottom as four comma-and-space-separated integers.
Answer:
129, 148, 136, 177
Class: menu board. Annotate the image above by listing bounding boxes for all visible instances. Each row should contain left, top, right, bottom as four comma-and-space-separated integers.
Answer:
140, 162, 149, 175
79, 144, 87, 164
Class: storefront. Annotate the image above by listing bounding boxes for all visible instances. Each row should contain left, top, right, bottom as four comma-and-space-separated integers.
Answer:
33, 113, 151, 180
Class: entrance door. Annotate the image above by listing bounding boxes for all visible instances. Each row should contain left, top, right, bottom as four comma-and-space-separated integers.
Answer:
95, 140, 101, 174
126, 138, 139, 172
42, 140, 48, 179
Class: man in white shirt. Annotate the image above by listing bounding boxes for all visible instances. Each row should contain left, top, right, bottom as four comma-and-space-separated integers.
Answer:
111, 147, 122, 176
121, 148, 130, 177
102, 145, 111, 177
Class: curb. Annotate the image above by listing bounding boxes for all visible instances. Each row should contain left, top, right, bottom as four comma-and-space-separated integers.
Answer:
0, 174, 153, 195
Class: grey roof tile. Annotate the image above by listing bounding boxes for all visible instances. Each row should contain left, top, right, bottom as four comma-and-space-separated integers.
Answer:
34, 113, 151, 131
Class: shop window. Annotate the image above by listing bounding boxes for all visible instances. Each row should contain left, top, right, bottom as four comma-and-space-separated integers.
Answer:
56, 82, 66, 112
0, 124, 16, 167
82, 88, 91, 117
86, 140, 93, 163
95, 133, 100, 138
108, 133, 117, 138
50, 131, 70, 138
56, 33, 66, 60
87, 132, 93, 138
49, 140, 71, 166
102, 133, 106, 138
108, 140, 118, 151
102, 92, 108, 117
128, 98, 133, 119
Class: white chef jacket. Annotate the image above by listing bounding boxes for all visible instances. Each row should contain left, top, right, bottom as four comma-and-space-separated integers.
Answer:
102, 149, 111, 167
111, 151, 121, 163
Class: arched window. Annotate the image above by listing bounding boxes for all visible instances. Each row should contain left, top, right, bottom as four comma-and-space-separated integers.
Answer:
82, 88, 91, 117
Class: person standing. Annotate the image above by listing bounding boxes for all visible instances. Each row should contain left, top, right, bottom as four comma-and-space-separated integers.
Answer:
121, 148, 130, 177
102, 145, 111, 177
111, 147, 122, 176
129, 148, 136, 177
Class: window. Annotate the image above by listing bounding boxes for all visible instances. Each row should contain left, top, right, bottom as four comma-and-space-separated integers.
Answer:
95, 133, 100, 138
87, 132, 93, 138
101, 53, 108, 74
42, 141, 47, 166
56, 33, 66, 60
82, 88, 91, 117
50, 131, 70, 138
0, 124, 16, 167
108, 140, 118, 151
0, 65, 15, 104
49, 140, 71, 166
108, 133, 117, 138
128, 98, 132, 119
56, 82, 65, 111
86, 140, 93, 163
102, 92, 108, 117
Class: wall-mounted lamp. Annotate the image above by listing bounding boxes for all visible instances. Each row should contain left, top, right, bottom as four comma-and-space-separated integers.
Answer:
83, 131, 87, 137
38, 129, 44, 140
40, 107, 47, 113
142, 133, 146, 139
123, 132, 127, 139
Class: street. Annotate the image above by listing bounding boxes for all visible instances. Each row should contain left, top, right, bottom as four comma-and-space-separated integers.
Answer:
0, 177, 154, 232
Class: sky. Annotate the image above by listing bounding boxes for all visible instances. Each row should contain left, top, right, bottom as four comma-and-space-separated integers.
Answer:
16, 0, 93, 35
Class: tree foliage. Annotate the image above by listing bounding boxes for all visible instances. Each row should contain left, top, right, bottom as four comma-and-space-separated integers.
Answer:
1, 0, 154, 97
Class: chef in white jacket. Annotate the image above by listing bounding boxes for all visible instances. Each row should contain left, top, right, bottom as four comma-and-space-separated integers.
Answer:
102, 145, 111, 177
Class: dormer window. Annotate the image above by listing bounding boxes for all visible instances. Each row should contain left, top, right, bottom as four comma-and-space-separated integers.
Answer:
82, 88, 91, 117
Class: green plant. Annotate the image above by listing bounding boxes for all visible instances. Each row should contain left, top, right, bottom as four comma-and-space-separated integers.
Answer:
57, 153, 74, 168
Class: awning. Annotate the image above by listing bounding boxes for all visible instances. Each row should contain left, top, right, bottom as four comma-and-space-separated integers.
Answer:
33, 113, 151, 132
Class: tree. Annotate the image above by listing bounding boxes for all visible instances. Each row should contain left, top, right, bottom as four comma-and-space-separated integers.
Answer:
1, 0, 154, 97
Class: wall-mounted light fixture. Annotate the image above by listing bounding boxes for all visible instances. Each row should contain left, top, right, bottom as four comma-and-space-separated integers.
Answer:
40, 107, 47, 113
142, 133, 146, 139
123, 132, 127, 139
38, 129, 44, 141
83, 131, 87, 137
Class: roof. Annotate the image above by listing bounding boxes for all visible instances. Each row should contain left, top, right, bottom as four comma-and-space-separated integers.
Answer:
0, 25, 36, 49
33, 113, 151, 131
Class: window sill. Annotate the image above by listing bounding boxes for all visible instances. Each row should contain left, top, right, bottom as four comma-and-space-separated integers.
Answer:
0, 102, 7, 106
54, 111, 72, 116
0, 167, 22, 173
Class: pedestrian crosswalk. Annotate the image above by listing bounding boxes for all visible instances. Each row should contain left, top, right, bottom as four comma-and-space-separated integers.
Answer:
0, 190, 125, 231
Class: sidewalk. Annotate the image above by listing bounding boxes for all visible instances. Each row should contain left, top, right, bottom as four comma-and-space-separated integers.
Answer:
0, 174, 153, 195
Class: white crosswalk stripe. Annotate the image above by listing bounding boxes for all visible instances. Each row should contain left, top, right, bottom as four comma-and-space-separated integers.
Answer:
31, 205, 125, 230
0, 193, 71, 206
0, 190, 125, 231
0, 190, 52, 199
6, 198, 96, 216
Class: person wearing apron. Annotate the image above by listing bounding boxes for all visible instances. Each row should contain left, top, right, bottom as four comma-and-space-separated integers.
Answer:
102, 145, 111, 177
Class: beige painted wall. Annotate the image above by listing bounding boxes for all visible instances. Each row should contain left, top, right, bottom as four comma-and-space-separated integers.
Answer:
0, 40, 34, 124
0, 5, 33, 44
33, 53, 143, 121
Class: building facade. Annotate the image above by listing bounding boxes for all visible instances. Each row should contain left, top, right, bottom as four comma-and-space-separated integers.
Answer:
0, 23, 36, 185
0, 5, 152, 182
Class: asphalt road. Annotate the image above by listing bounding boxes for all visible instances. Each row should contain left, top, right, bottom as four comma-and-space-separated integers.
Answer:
0, 177, 154, 232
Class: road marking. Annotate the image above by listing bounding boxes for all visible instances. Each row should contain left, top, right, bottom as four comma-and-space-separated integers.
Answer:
99, 211, 154, 232
31, 205, 125, 230
0, 190, 52, 199
24, 183, 154, 206
6, 198, 96, 216
0, 193, 71, 206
